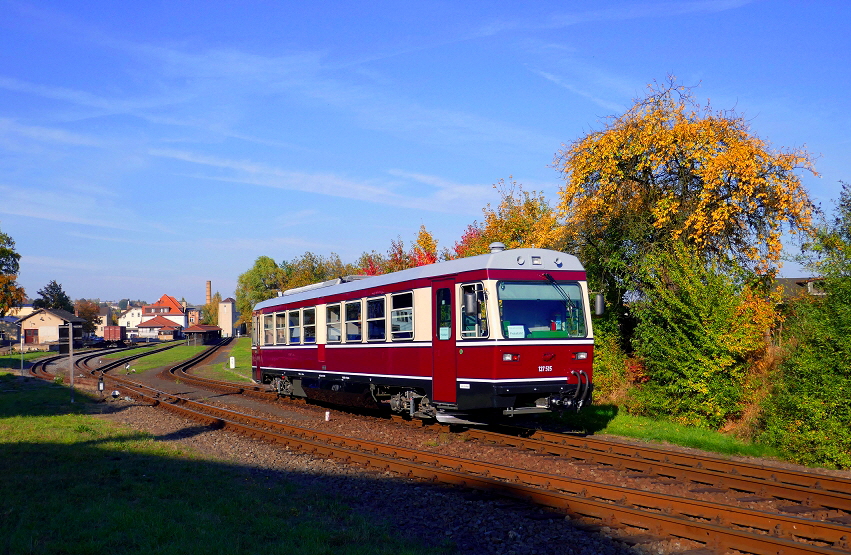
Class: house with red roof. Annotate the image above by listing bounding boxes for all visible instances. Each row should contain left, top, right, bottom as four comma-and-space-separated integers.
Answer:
137, 315, 182, 340
184, 324, 221, 345
138, 294, 188, 340
140, 294, 187, 327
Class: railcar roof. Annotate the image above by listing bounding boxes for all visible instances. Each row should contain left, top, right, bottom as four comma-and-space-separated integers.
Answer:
253, 248, 584, 311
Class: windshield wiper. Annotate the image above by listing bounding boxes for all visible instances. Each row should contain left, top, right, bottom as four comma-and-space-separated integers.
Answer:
542, 273, 573, 306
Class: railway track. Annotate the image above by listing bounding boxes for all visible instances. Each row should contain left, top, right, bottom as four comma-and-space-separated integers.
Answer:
465, 427, 851, 516
159, 359, 851, 520
83, 345, 847, 555
26, 343, 851, 554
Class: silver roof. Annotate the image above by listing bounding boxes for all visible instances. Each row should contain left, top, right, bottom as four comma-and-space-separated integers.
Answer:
254, 247, 584, 311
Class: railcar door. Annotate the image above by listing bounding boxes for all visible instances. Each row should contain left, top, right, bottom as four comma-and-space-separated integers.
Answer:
431, 278, 457, 403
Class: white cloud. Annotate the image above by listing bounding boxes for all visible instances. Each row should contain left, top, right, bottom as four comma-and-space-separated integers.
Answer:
0, 185, 137, 230
150, 148, 489, 215
0, 118, 104, 147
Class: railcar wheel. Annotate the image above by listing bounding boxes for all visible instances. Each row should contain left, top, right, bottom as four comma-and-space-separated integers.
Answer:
271, 377, 294, 396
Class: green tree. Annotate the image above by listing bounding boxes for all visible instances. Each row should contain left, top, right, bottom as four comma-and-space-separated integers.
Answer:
0, 224, 26, 316
74, 299, 100, 334
554, 79, 815, 338
282, 252, 356, 291
202, 292, 222, 326
629, 243, 779, 429
32, 280, 73, 312
235, 256, 284, 331
759, 182, 851, 468
447, 179, 560, 259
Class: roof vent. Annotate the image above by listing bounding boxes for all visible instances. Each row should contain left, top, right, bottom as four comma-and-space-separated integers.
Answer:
489, 242, 506, 253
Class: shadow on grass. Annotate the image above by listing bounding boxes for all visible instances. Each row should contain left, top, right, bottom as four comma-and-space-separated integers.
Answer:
507, 404, 620, 435
0, 387, 639, 555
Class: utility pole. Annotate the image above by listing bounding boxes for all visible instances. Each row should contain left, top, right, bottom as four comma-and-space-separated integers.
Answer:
68, 322, 74, 403
19, 324, 24, 377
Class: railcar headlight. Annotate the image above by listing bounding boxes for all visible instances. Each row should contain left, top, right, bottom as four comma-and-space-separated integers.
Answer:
502, 353, 520, 362
573, 352, 588, 360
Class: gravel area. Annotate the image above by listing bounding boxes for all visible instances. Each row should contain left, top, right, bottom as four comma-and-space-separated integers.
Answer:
91, 398, 655, 555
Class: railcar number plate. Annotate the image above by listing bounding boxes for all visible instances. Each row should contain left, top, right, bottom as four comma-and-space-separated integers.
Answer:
538, 365, 553, 372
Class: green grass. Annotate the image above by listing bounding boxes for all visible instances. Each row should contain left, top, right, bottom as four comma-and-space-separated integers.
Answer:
549, 404, 781, 460
229, 337, 252, 369
0, 372, 447, 555
121, 345, 209, 373
0, 351, 53, 369
100, 343, 178, 360
194, 337, 254, 383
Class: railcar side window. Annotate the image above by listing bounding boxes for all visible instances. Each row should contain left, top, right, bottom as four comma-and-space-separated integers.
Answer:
460, 283, 488, 338
303, 307, 316, 344
263, 314, 274, 345
497, 281, 587, 339
288, 310, 301, 344
345, 301, 362, 341
327, 304, 342, 343
366, 297, 386, 341
390, 292, 413, 340
275, 312, 287, 344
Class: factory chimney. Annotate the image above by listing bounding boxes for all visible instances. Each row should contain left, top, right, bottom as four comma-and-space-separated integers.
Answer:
206, 281, 212, 306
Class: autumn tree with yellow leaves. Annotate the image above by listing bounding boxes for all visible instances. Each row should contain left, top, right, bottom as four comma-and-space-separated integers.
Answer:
448, 178, 561, 258
554, 79, 816, 430
555, 80, 816, 330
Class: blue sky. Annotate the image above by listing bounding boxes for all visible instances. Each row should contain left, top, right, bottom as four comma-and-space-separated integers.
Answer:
1, 0, 848, 305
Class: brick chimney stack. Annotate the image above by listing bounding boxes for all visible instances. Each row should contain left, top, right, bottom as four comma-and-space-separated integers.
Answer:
206, 281, 212, 305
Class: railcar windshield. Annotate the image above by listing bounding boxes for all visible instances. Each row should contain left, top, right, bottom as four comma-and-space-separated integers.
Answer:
497, 281, 587, 339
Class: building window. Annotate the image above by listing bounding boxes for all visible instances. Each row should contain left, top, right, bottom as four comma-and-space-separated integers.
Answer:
345, 301, 362, 342
366, 297, 385, 341
303, 307, 316, 344
390, 292, 413, 340
275, 312, 287, 344
327, 304, 342, 343
288, 310, 301, 344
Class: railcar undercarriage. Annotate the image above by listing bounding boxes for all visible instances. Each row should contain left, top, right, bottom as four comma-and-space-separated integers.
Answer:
264, 371, 592, 424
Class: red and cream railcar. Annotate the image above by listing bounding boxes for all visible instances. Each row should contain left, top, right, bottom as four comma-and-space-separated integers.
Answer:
252, 244, 597, 423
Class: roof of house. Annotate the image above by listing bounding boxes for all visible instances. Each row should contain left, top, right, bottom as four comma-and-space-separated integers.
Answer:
17, 308, 85, 324
184, 324, 221, 333
119, 306, 139, 317
137, 315, 182, 329
221, 297, 236, 304
775, 277, 822, 300
143, 294, 185, 316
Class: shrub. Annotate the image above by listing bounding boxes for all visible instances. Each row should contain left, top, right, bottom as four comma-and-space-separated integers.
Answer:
591, 320, 630, 403
757, 181, 851, 467
627, 243, 779, 429
758, 279, 851, 468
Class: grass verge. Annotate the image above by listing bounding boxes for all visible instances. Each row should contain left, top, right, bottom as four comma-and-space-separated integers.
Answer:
99, 342, 178, 360
194, 337, 254, 383
119, 345, 209, 374
548, 404, 781, 460
0, 351, 52, 369
0, 371, 447, 555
